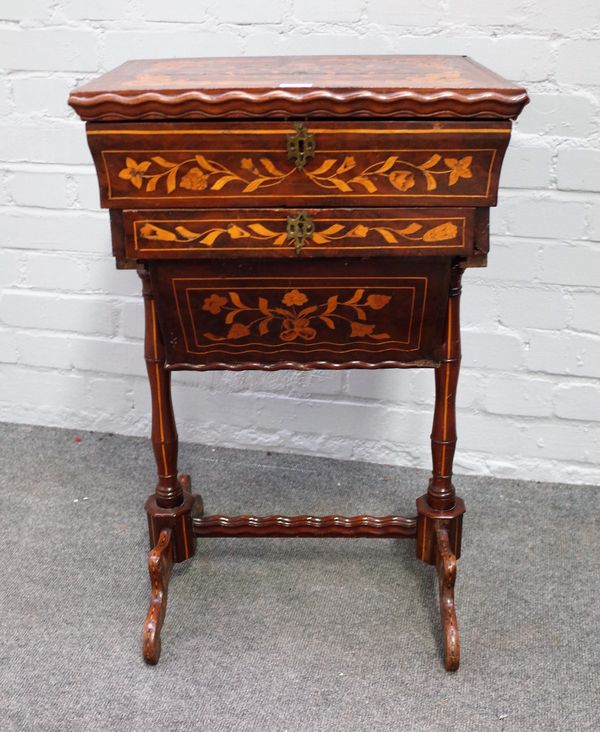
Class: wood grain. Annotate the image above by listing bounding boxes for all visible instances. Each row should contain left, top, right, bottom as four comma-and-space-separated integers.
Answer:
435, 525, 460, 671
193, 513, 417, 538
143, 528, 173, 665
69, 55, 528, 121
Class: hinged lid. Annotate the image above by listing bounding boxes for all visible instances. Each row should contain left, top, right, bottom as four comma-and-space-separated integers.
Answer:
69, 55, 528, 122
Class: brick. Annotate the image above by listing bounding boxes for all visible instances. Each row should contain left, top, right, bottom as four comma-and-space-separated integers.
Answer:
0, 329, 18, 364
86, 376, 133, 416
462, 331, 524, 370
121, 300, 144, 340
0, 366, 87, 414
445, 0, 528, 24
0, 250, 22, 288
70, 173, 101, 210
527, 332, 600, 378
497, 287, 568, 330
0, 291, 115, 336
554, 383, 600, 421
570, 292, 600, 334
541, 244, 600, 287
60, 0, 134, 20
516, 94, 595, 138
0, 83, 10, 117
247, 31, 391, 57
3, 210, 110, 254
1, 0, 51, 21
499, 145, 552, 189
8, 171, 70, 209
0, 121, 92, 165
134, 0, 207, 22
16, 331, 73, 369
503, 198, 587, 240
103, 31, 244, 69
24, 252, 88, 291
476, 240, 542, 283
86, 259, 140, 297
557, 41, 600, 86
369, 0, 443, 25
525, 0, 600, 32
484, 375, 554, 417
212, 0, 283, 23
71, 338, 146, 376
557, 149, 600, 192
11, 76, 75, 118
522, 422, 600, 463
294, 0, 363, 22
0, 29, 99, 72
588, 204, 600, 242
460, 283, 498, 328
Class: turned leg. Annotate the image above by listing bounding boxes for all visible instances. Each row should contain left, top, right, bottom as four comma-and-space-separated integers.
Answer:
139, 266, 198, 565
417, 261, 466, 670
138, 267, 202, 664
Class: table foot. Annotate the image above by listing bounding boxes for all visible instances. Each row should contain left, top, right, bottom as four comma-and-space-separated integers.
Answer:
435, 525, 460, 671
145, 475, 203, 563
143, 528, 173, 665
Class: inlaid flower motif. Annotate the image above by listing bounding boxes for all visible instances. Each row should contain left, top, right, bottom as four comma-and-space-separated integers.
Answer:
282, 289, 308, 307
365, 294, 392, 310
118, 157, 151, 189
280, 318, 317, 341
202, 294, 228, 314
201, 289, 393, 344
180, 167, 209, 191
422, 222, 459, 242
389, 170, 416, 192
444, 156, 473, 186
227, 323, 250, 339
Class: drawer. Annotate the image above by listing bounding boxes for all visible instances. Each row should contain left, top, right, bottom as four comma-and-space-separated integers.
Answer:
123, 208, 474, 259
150, 257, 451, 370
87, 121, 511, 209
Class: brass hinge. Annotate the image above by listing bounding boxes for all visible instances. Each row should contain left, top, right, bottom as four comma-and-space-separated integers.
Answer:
286, 211, 315, 254
286, 123, 316, 171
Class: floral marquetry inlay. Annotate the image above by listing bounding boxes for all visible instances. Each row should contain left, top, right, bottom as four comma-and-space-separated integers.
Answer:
117, 152, 474, 196
137, 218, 460, 249
199, 289, 393, 343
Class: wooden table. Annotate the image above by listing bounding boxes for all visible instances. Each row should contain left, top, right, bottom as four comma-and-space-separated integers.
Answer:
69, 55, 528, 670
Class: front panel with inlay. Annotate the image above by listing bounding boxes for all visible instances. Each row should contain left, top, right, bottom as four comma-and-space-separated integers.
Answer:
150, 257, 451, 370
123, 207, 473, 259
87, 121, 511, 209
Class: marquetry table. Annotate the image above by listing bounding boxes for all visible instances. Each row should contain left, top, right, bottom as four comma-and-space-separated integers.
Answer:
69, 55, 528, 670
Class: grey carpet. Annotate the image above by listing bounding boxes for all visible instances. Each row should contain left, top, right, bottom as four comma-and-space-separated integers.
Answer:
0, 422, 598, 732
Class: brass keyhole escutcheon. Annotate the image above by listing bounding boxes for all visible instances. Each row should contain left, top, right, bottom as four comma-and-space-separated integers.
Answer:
286, 211, 315, 254
286, 123, 316, 171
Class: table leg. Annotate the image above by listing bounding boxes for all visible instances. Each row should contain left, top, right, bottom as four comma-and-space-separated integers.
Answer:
417, 261, 466, 670
138, 267, 203, 664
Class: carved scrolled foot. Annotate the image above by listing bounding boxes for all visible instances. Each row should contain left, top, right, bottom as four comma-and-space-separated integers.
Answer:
143, 528, 174, 665
435, 525, 460, 671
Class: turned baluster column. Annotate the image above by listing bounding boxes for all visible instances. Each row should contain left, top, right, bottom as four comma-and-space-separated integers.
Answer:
428, 262, 464, 511
138, 267, 183, 509
417, 262, 465, 565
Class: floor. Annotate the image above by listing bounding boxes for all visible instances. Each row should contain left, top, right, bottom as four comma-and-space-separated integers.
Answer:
1, 422, 598, 731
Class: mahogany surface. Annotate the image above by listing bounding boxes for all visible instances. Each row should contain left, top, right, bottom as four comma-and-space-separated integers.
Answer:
68, 54, 528, 121
69, 54, 527, 670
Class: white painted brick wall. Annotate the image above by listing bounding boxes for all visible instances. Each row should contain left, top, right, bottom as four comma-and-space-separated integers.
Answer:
1, 1, 599, 486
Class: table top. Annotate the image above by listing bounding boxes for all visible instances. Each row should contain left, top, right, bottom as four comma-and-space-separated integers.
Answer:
69, 54, 528, 122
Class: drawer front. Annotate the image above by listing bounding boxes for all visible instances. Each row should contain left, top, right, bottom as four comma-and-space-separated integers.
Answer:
124, 208, 474, 259
150, 258, 450, 370
87, 121, 511, 209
